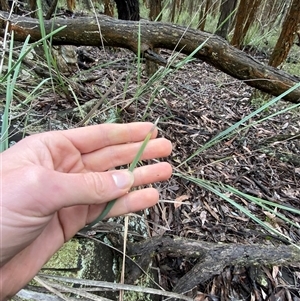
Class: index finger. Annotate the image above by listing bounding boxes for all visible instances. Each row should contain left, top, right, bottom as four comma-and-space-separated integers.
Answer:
61, 122, 158, 154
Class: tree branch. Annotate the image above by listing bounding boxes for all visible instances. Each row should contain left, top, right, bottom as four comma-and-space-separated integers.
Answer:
128, 236, 300, 294
1, 12, 299, 103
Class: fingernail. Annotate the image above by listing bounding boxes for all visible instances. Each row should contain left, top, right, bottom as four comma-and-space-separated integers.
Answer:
112, 171, 134, 189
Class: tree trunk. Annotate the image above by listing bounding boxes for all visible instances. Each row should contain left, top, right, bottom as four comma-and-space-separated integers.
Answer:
268, 0, 300, 67
211, 0, 221, 17
149, 0, 162, 21
0, 0, 9, 11
240, 0, 261, 45
169, 0, 177, 23
177, 0, 185, 22
297, 26, 300, 46
1, 12, 300, 103
231, 0, 248, 45
114, 0, 139, 21
103, 0, 114, 17
198, 0, 212, 31
231, 0, 261, 48
188, 0, 195, 16
66, 0, 75, 12
215, 0, 238, 39
146, 0, 162, 76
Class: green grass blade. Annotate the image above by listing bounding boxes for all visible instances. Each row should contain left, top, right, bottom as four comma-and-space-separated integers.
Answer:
178, 82, 300, 167
223, 185, 300, 228
0, 26, 66, 84
86, 118, 160, 229
1, 33, 32, 151
174, 172, 299, 249
0, 32, 14, 152
128, 118, 159, 172
16, 78, 51, 107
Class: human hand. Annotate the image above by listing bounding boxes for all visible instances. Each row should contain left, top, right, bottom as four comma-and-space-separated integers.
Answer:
0, 122, 172, 299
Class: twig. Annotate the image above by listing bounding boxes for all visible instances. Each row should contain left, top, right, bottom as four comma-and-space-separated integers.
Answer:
38, 274, 194, 301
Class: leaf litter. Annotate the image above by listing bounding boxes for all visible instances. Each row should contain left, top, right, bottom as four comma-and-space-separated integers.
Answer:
2, 45, 299, 300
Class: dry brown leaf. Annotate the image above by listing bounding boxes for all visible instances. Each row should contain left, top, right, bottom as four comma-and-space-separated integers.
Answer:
194, 292, 208, 301
204, 201, 220, 221
174, 194, 189, 208
272, 266, 279, 280
264, 211, 276, 220
199, 210, 207, 226
224, 136, 236, 146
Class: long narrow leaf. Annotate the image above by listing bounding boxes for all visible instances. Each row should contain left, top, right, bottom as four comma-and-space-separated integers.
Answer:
86, 118, 160, 229
0, 32, 14, 152
174, 172, 297, 245
0, 26, 66, 83
178, 82, 300, 167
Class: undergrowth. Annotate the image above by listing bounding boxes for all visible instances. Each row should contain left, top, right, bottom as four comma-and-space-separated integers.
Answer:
1, 0, 299, 299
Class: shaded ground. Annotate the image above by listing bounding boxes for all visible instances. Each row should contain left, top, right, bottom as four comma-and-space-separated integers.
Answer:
2, 44, 300, 300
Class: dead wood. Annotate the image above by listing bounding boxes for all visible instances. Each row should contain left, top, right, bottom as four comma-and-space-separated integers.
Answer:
127, 236, 300, 294
0, 12, 300, 103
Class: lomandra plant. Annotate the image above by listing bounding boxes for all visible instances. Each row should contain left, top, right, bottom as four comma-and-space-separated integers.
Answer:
0, 4, 66, 152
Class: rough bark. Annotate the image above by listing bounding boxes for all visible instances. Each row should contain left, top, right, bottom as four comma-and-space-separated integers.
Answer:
103, 0, 114, 18
231, 0, 261, 48
269, 0, 300, 67
1, 12, 300, 103
127, 236, 300, 294
240, 0, 261, 45
188, 0, 194, 16
169, 0, 177, 23
198, 0, 212, 31
114, 0, 140, 21
66, 0, 75, 12
177, 0, 185, 18
0, 0, 9, 11
146, 0, 162, 76
149, 0, 162, 22
215, 0, 238, 39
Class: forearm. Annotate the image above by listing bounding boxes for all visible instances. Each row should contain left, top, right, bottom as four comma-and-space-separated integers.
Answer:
0, 222, 65, 299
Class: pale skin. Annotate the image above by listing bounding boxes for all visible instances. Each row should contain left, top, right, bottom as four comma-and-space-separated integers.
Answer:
0, 122, 172, 300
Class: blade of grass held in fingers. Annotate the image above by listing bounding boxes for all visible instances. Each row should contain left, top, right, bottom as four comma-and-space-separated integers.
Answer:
86, 119, 160, 229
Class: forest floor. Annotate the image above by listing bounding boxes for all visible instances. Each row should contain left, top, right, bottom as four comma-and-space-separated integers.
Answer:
3, 44, 300, 300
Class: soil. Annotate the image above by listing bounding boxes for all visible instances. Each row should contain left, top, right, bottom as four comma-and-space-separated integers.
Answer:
2, 44, 300, 300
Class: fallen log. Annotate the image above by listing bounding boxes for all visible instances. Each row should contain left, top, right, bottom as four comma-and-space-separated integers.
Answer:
127, 236, 300, 294
0, 11, 300, 103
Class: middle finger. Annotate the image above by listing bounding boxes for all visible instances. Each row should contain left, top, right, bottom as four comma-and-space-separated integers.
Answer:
82, 138, 172, 171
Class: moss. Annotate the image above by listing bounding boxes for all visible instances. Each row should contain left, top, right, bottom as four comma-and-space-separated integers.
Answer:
123, 267, 153, 301
26, 238, 116, 299
43, 239, 81, 275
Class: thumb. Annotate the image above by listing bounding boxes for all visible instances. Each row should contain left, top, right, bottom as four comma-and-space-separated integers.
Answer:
47, 170, 134, 211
